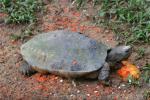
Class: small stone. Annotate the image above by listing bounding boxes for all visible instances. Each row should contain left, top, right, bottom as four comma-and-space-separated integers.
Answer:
118, 84, 127, 89
60, 79, 63, 83
124, 90, 126, 93
70, 94, 74, 97
121, 84, 126, 87
72, 81, 76, 87
118, 86, 121, 89
86, 85, 89, 87
87, 94, 90, 96
14, 77, 17, 81
83, 10, 86, 13
105, 30, 109, 33
54, 76, 58, 80
94, 91, 98, 93
77, 90, 80, 93
49, 93, 52, 95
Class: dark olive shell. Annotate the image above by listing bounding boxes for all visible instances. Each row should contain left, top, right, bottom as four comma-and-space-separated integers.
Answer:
21, 30, 108, 77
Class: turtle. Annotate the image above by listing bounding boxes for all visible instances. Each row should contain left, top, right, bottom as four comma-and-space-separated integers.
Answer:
19, 30, 132, 81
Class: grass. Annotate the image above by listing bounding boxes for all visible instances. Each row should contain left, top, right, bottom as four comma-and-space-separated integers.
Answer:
74, 0, 150, 44
10, 23, 34, 41
126, 64, 150, 87
143, 90, 150, 100
0, 0, 43, 40
137, 48, 145, 57
127, 75, 141, 86
1, 0, 149, 43
141, 64, 150, 84
74, 1, 150, 87
0, 0, 43, 23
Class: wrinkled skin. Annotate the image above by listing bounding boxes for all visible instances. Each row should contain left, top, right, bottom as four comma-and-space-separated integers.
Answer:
19, 45, 132, 82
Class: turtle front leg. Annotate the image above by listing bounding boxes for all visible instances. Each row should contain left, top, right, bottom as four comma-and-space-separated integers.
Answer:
19, 60, 36, 76
98, 63, 111, 85
98, 63, 110, 80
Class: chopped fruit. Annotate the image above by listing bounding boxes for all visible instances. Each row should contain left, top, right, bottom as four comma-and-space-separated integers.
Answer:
117, 61, 140, 80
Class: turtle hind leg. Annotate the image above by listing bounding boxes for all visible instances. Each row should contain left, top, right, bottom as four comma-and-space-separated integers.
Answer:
98, 63, 111, 86
19, 60, 36, 76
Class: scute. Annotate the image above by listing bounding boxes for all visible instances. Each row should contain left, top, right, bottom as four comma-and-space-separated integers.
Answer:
21, 30, 108, 77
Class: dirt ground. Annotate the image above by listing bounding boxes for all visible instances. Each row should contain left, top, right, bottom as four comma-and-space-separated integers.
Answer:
0, 1, 150, 100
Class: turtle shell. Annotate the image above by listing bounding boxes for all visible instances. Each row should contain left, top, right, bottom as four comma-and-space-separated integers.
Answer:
21, 30, 109, 78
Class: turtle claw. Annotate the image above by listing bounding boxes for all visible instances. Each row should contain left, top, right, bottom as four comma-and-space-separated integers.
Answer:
19, 61, 36, 76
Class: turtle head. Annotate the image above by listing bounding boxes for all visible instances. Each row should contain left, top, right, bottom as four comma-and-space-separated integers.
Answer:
106, 45, 132, 64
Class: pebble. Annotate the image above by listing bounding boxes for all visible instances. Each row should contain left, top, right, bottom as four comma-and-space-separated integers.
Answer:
53, 93, 57, 96
124, 90, 127, 93
70, 94, 74, 97
60, 79, 63, 83
118, 84, 126, 89
77, 90, 80, 93
83, 10, 87, 13
54, 76, 58, 80
86, 94, 90, 96
14, 77, 17, 81
121, 84, 126, 87
49, 93, 52, 95
94, 91, 98, 93
105, 30, 109, 33
72, 81, 76, 87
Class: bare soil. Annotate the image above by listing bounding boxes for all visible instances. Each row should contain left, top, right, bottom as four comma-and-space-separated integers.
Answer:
0, 1, 150, 100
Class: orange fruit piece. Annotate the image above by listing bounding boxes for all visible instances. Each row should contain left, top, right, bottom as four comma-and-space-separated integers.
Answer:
117, 61, 140, 80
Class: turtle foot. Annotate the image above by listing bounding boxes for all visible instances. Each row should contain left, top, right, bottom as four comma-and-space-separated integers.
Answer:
19, 61, 36, 76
